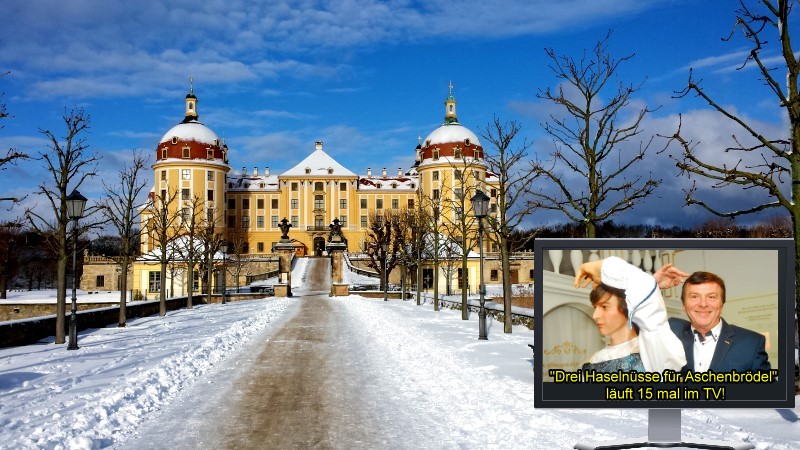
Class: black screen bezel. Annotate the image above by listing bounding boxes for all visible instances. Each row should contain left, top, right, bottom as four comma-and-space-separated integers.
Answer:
533, 238, 795, 409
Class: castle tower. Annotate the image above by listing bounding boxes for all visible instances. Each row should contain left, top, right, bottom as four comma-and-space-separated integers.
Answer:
143, 83, 231, 252
416, 83, 488, 226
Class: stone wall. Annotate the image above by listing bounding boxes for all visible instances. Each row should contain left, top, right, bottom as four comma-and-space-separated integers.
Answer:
0, 292, 271, 348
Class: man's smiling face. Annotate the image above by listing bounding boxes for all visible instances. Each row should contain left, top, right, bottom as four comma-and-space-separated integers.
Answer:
682, 281, 724, 335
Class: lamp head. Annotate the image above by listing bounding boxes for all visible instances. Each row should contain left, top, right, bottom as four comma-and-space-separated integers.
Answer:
66, 190, 88, 220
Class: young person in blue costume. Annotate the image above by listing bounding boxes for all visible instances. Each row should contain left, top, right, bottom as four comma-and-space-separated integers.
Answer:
575, 256, 687, 373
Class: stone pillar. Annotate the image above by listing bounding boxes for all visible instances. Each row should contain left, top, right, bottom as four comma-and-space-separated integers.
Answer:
328, 242, 348, 296
273, 242, 294, 297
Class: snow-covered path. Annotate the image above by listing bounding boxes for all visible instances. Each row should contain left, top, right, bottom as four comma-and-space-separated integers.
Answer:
0, 257, 797, 449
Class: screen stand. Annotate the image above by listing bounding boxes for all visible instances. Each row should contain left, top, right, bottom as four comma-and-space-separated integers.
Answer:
574, 409, 755, 450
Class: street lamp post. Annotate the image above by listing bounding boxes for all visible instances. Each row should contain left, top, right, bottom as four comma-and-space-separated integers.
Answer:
382, 241, 389, 301
471, 190, 490, 341
66, 189, 87, 351
398, 236, 406, 301
219, 241, 229, 305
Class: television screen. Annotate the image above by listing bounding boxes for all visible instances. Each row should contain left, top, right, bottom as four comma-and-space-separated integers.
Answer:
533, 238, 795, 410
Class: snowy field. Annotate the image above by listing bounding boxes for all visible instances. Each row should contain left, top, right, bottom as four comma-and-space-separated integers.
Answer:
0, 259, 797, 449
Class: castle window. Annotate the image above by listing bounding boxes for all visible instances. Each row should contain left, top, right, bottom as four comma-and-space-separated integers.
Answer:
425, 140, 430, 148
149, 271, 161, 293
408, 198, 414, 209
207, 171, 214, 181
361, 216, 368, 227
207, 190, 213, 201
291, 183, 298, 192
490, 270, 498, 281
433, 149, 439, 160
207, 150, 213, 159
340, 199, 347, 209
392, 199, 399, 209
228, 198, 235, 210
96, 275, 105, 288
409, 183, 415, 189
214, 139, 219, 146
182, 169, 190, 180
257, 216, 264, 228
432, 171, 439, 181
242, 216, 250, 228
391, 183, 397, 189
291, 199, 298, 209
182, 147, 190, 158
360, 199, 367, 209
172, 136, 178, 145
340, 216, 347, 227
161, 171, 166, 181
376, 183, 382, 188
257, 242, 264, 253
271, 199, 278, 209
271, 216, 278, 228
207, 209, 214, 223
242, 199, 249, 210
181, 189, 190, 200
327, 168, 333, 174
376, 199, 383, 209
257, 199, 264, 209
315, 215, 324, 228
340, 182, 347, 191
464, 138, 470, 147
315, 182, 324, 191
161, 148, 167, 159
455, 170, 462, 180
491, 188, 497, 198
291, 216, 298, 227
227, 216, 235, 227
314, 195, 324, 210
305, 168, 311, 174
455, 148, 462, 159
228, 183, 233, 188
259, 183, 265, 188
433, 189, 440, 200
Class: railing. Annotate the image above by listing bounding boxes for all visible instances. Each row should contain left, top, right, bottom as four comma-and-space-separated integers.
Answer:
344, 252, 380, 278
306, 226, 329, 232
544, 249, 662, 277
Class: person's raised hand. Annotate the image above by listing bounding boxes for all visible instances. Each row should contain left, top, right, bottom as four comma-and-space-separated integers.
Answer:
654, 263, 688, 289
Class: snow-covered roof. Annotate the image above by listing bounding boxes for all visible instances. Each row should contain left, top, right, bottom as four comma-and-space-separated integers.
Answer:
282, 147, 357, 177
226, 174, 281, 192
357, 173, 418, 191
159, 121, 220, 146
424, 123, 481, 147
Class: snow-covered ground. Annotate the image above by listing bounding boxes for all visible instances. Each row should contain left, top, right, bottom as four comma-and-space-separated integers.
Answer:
0, 259, 797, 449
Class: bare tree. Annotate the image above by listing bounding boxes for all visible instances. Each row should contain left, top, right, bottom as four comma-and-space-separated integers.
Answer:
0, 220, 25, 298
178, 194, 205, 308
199, 211, 224, 303
364, 209, 402, 291
25, 108, 99, 344
533, 33, 660, 238
1, 72, 30, 203
143, 188, 180, 316
227, 219, 251, 292
662, 1, 798, 387
102, 151, 148, 326
435, 158, 484, 319
480, 117, 541, 333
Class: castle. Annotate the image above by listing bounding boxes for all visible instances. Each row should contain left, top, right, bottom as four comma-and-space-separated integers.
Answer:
82, 84, 536, 299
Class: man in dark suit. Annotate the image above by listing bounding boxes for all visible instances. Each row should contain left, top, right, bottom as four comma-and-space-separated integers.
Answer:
667, 271, 770, 373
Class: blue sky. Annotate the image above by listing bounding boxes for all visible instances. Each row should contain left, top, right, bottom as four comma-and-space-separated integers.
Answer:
0, 0, 793, 230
